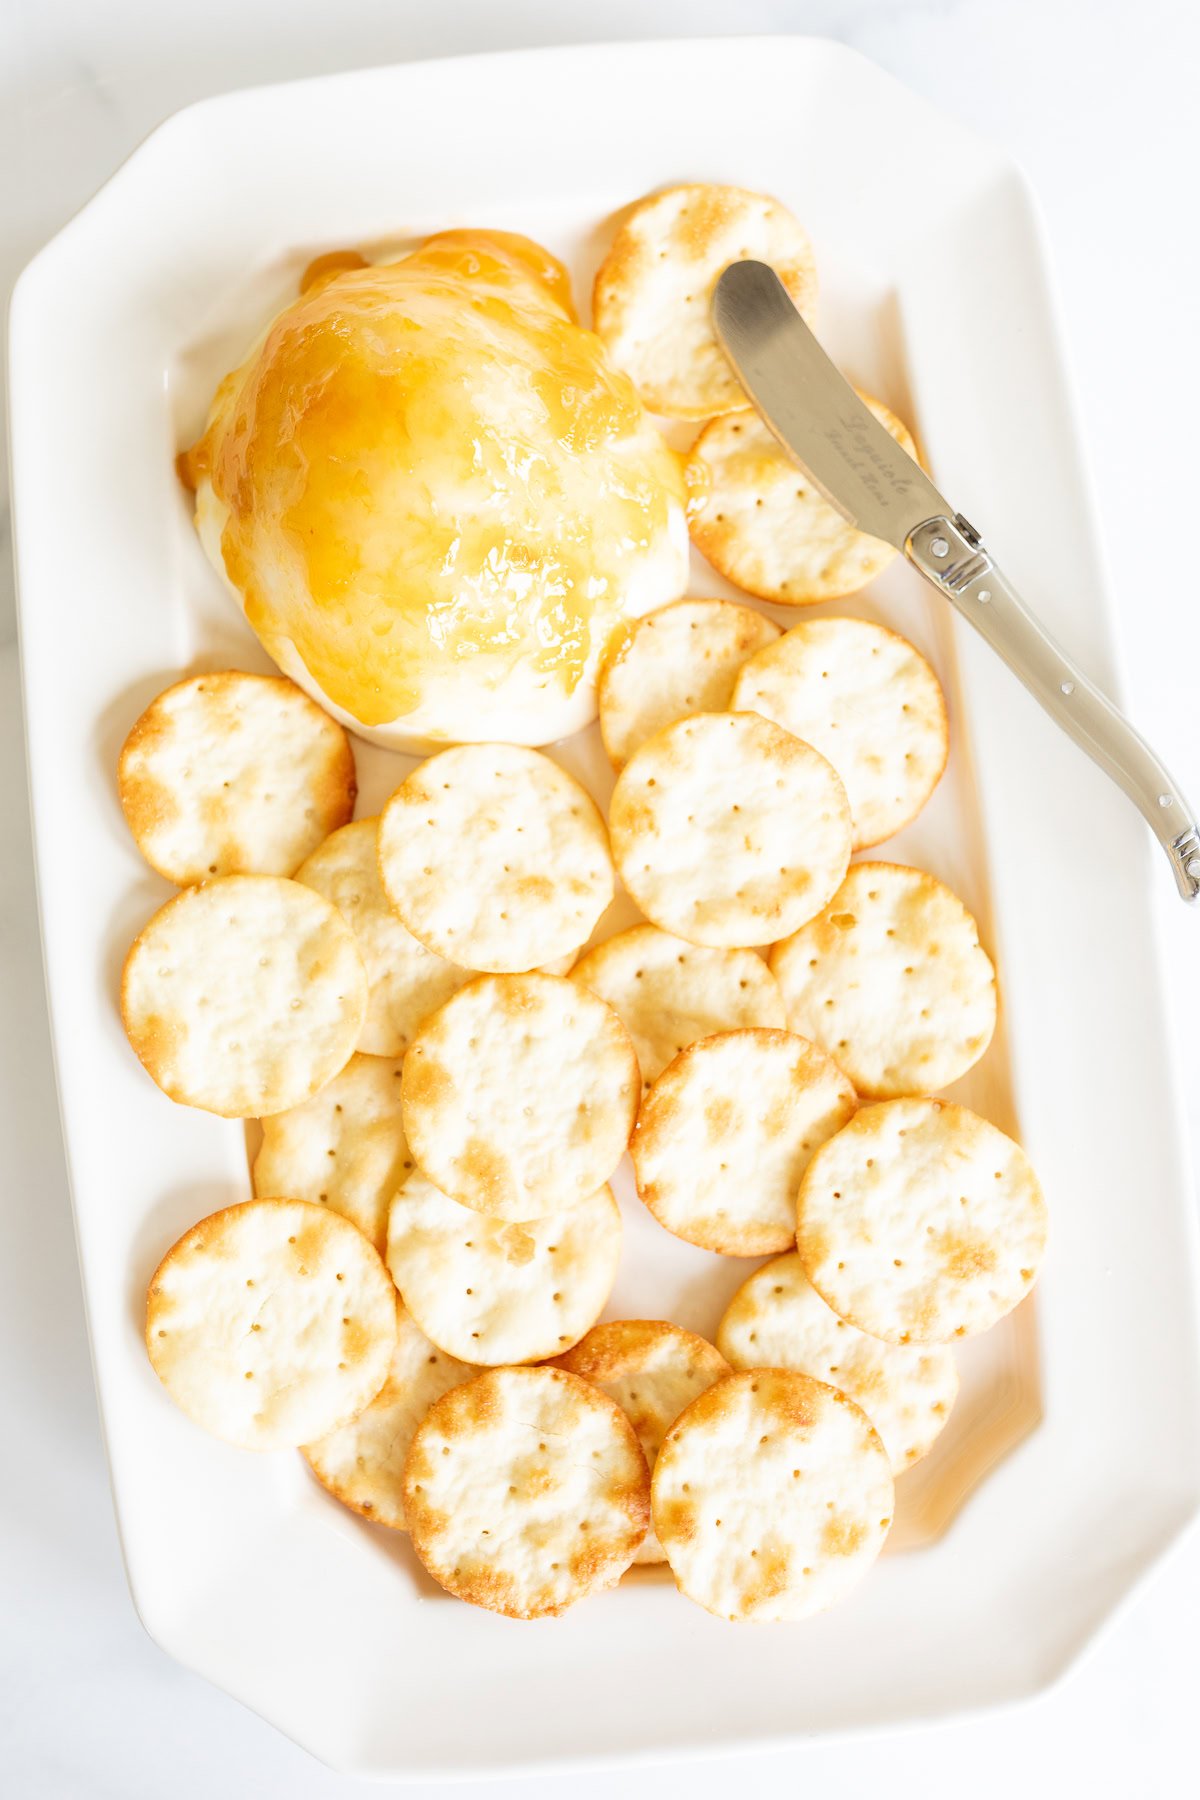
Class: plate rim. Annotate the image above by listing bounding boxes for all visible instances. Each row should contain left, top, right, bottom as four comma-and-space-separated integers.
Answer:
9, 32, 1200, 1777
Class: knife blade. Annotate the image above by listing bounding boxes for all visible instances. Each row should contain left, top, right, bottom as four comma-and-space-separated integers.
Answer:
711, 259, 1200, 902
712, 260, 946, 548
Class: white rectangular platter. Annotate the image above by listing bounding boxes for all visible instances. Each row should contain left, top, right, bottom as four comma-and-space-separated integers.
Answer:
10, 36, 1200, 1780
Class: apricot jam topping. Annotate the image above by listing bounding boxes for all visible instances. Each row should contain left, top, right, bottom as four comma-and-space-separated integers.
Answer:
188, 231, 685, 726
298, 249, 369, 295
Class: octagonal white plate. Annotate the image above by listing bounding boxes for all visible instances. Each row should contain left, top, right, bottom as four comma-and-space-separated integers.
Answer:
10, 35, 1200, 1780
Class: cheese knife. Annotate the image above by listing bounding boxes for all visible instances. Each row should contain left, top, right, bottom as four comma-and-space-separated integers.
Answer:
712, 259, 1200, 902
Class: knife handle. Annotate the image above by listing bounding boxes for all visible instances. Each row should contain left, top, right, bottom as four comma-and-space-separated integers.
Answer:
906, 514, 1200, 902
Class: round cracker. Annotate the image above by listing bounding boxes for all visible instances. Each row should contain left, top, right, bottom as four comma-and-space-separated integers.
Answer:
598, 598, 781, 772
631, 1028, 856, 1256
296, 819, 470, 1056
593, 184, 817, 418
403, 1365, 650, 1617
387, 1171, 621, 1364
401, 974, 640, 1220
537, 948, 580, 978
118, 671, 355, 885
571, 924, 786, 1089
651, 1369, 893, 1621
145, 1198, 397, 1451
609, 712, 852, 949
732, 618, 948, 848
377, 745, 613, 974
796, 1098, 1048, 1344
716, 1254, 958, 1473
121, 875, 367, 1117
302, 1296, 474, 1528
557, 1321, 730, 1562
687, 401, 918, 603
252, 1052, 413, 1255
769, 863, 997, 1098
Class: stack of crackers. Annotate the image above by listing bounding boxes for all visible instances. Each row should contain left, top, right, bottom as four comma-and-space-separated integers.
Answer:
120, 184, 1047, 1627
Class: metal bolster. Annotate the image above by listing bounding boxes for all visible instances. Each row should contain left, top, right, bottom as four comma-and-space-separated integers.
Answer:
908, 515, 994, 594
1169, 826, 1200, 896
940, 549, 993, 594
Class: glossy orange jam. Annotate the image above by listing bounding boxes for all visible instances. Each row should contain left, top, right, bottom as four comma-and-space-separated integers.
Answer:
298, 248, 369, 294
186, 231, 685, 726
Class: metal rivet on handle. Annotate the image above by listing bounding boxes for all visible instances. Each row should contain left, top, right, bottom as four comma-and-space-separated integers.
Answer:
1188, 857, 1200, 879
930, 536, 949, 557
1159, 794, 1175, 808
1061, 681, 1076, 696
976, 588, 991, 603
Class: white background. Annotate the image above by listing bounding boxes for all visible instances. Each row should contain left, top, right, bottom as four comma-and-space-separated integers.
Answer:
2, 2, 1196, 1794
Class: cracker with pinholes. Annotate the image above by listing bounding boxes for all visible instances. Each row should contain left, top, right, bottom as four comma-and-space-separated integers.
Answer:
651, 1370, 892, 1622
593, 184, 817, 418
121, 875, 367, 1117
732, 618, 948, 848
770, 863, 997, 1098
796, 1098, 1048, 1344
252, 1052, 413, 1255
377, 744, 613, 974
688, 401, 918, 603
598, 598, 781, 772
296, 819, 471, 1056
146, 1198, 397, 1451
557, 1321, 729, 1563
403, 1365, 650, 1618
631, 1028, 856, 1255
609, 712, 852, 949
401, 973, 639, 1220
571, 924, 785, 1089
387, 1172, 621, 1364
302, 1297, 474, 1529
118, 671, 356, 885
717, 1253, 958, 1473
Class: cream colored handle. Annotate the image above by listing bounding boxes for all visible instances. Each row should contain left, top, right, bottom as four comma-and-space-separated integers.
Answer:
906, 514, 1200, 902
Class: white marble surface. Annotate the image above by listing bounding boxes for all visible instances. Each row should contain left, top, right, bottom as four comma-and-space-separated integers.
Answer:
2, 2, 1197, 1793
